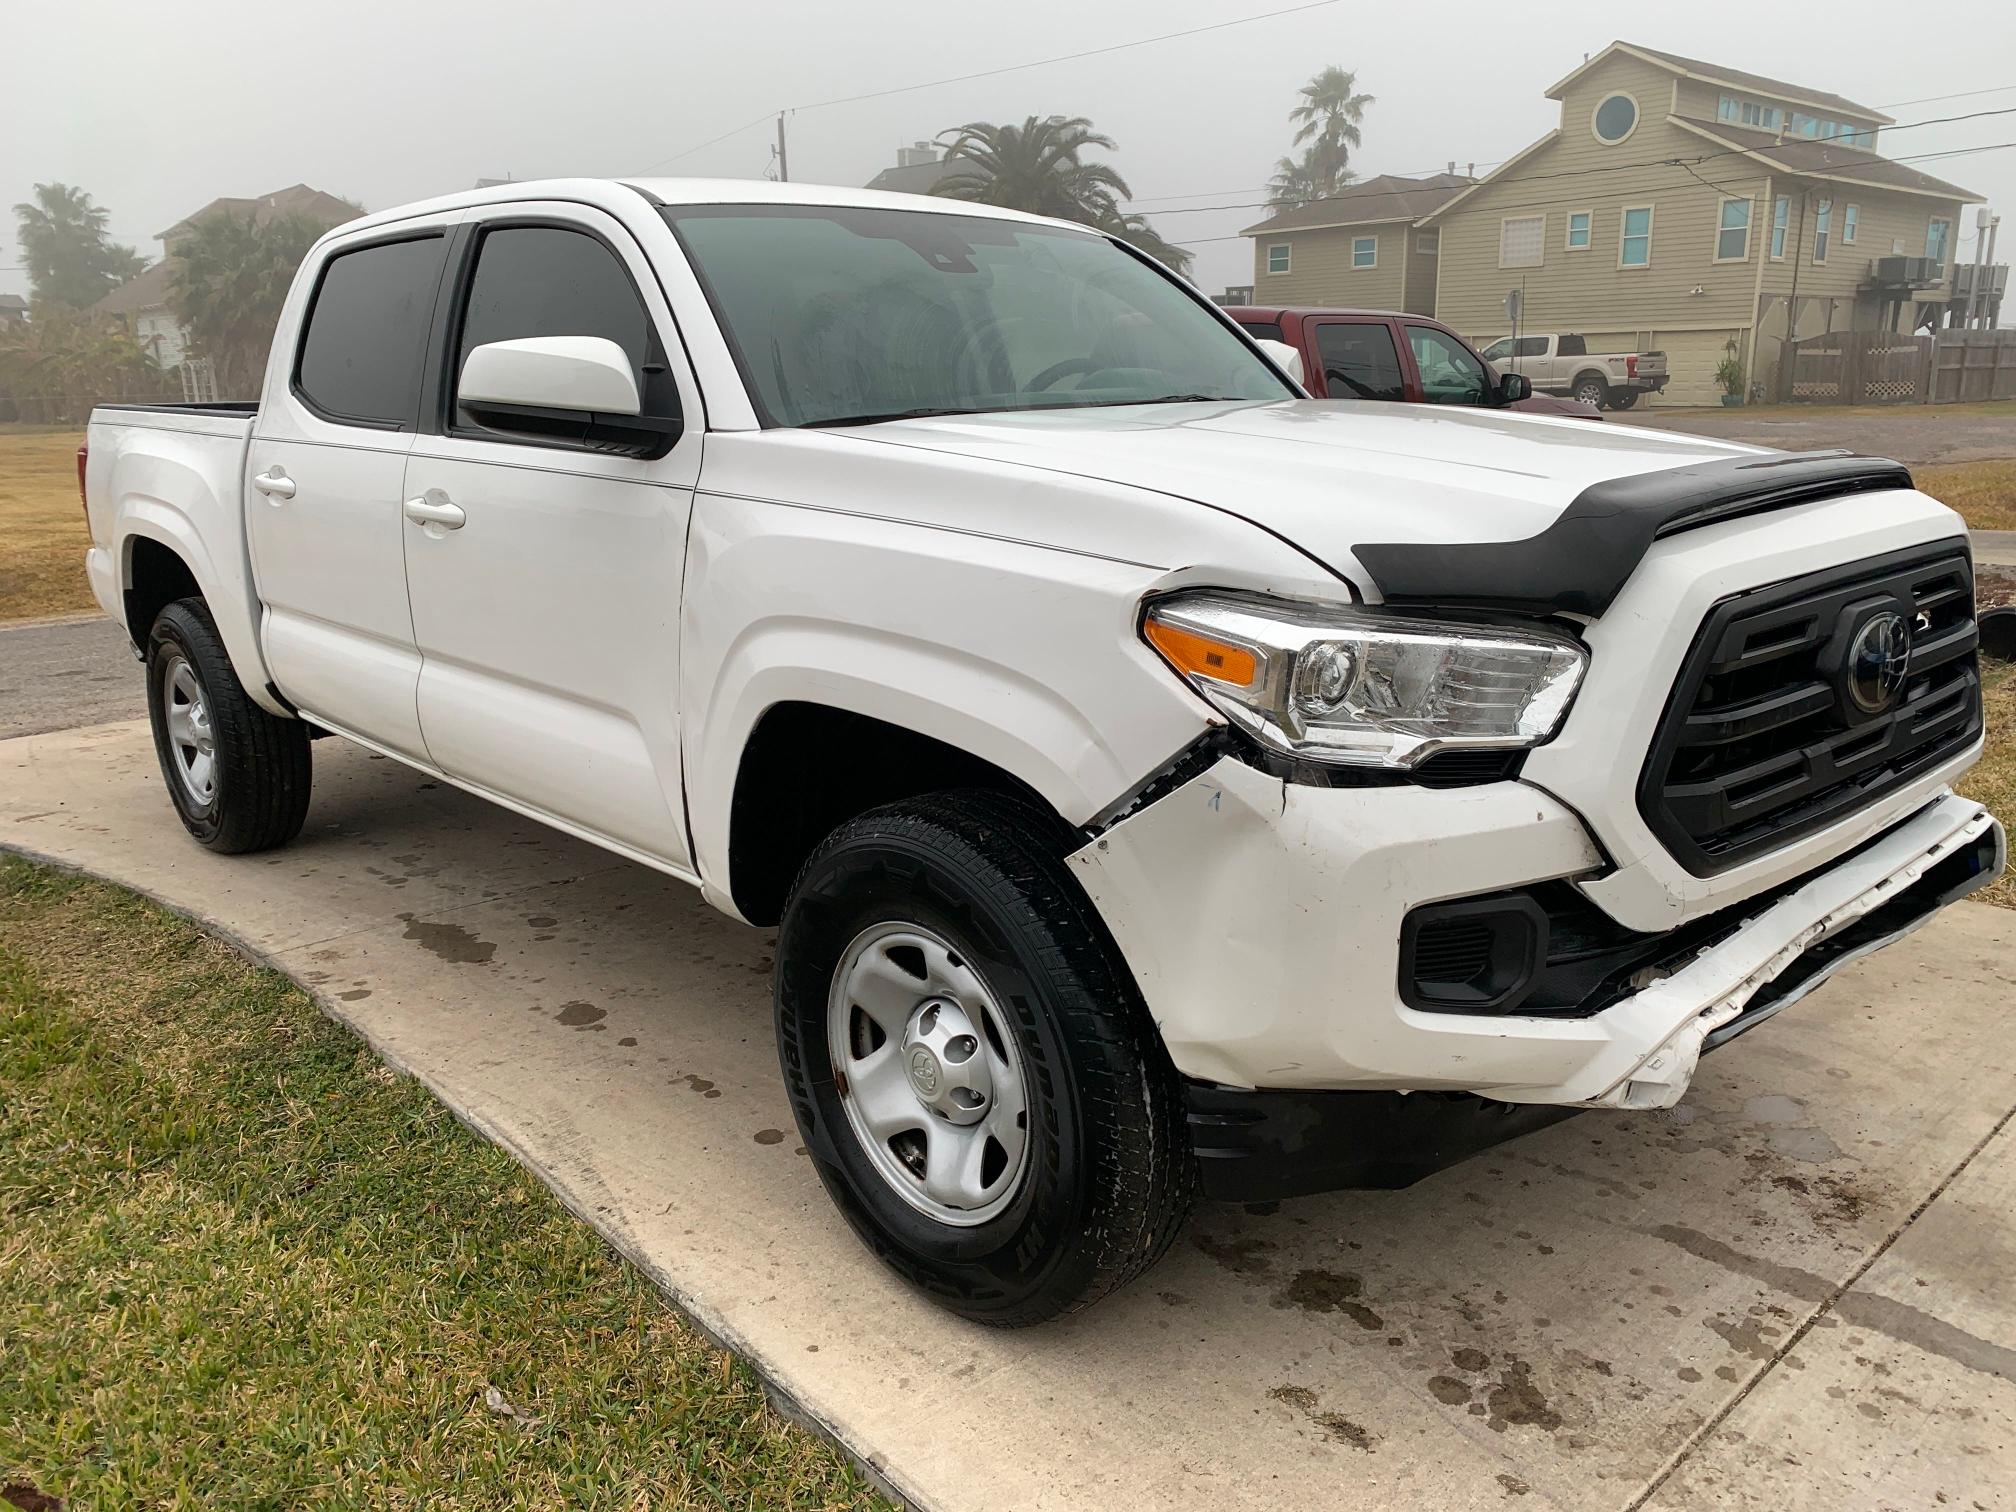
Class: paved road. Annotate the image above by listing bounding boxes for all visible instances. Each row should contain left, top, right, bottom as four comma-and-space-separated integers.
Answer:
0, 615, 144, 739
1632, 406, 2015, 465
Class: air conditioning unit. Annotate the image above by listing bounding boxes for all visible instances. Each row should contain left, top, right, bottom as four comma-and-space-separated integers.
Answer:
1875, 256, 1940, 285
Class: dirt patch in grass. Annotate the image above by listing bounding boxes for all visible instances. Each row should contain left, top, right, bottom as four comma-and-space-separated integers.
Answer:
1958, 657, 2016, 910
1919, 460, 2016, 532
0, 429, 92, 621
0, 857, 888, 1509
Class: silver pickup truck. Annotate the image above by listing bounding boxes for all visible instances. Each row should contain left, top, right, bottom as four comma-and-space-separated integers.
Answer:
1480, 332, 1670, 410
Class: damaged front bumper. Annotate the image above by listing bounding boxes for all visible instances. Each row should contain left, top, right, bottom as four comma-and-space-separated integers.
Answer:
1068, 757, 2003, 1118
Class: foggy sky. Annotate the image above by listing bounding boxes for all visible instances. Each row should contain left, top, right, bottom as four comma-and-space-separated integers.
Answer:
8, 0, 2013, 303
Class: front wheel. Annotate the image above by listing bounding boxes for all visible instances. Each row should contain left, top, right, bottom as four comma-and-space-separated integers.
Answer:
775, 790, 1193, 1326
1572, 374, 1609, 409
146, 598, 312, 853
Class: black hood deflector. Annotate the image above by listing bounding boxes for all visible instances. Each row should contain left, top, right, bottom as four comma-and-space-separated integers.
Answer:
1353, 450, 1914, 618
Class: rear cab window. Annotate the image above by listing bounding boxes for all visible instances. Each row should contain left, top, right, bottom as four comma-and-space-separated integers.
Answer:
294, 235, 449, 428
1235, 320, 1284, 344
1312, 321, 1405, 401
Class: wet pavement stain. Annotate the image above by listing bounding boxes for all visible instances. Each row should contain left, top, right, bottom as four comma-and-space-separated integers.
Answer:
1426, 1375, 1472, 1405
1451, 1346, 1491, 1373
1483, 1358, 1562, 1434
338, 989, 371, 1001
617, 1036, 638, 1047
1272, 1268, 1384, 1330
1192, 1232, 1276, 1275
526, 915, 557, 928
399, 917, 497, 964
555, 1001, 606, 1027
753, 1129, 785, 1145
680, 1074, 722, 1099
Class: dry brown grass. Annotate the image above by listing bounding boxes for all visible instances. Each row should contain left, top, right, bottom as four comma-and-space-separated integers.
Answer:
1919, 460, 2016, 532
1957, 658, 2016, 910
0, 427, 93, 621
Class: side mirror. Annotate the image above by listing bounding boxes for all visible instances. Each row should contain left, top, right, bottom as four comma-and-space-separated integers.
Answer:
1495, 371, 1532, 405
1254, 337, 1305, 386
460, 336, 681, 457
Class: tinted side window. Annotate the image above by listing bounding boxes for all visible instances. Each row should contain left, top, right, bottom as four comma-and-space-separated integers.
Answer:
1514, 336, 1549, 358
1237, 320, 1284, 343
1407, 326, 1489, 406
454, 225, 650, 428
296, 236, 447, 426
1313, 322, 1404, 401
1558, 333, 1587, 357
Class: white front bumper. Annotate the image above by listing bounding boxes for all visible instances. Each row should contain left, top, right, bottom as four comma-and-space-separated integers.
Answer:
1068, 756, 2001, 1108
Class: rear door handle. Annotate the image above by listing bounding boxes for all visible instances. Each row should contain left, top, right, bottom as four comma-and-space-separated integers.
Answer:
252, 467, 295, 500
403, 493, 466, 530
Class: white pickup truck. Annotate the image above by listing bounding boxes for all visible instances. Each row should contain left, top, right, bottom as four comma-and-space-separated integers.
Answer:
83, 178, 2000, 1325
1478, 332, 1670, 410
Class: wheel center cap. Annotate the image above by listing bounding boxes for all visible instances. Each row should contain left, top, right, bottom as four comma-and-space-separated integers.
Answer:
907, 1046, 942, 1097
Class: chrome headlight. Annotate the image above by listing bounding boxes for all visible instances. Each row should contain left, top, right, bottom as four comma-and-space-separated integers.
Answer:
1143, 592, 1587, 769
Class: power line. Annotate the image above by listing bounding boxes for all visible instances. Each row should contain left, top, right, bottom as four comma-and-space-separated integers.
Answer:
635, 0, 1345, 175
1877, 82, 2016, 110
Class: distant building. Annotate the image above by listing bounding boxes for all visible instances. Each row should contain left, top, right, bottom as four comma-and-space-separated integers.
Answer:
0, 293, 26, 326
1240, 173, 1475, 318
92, 184, 360, 384
865, 142, 964, 197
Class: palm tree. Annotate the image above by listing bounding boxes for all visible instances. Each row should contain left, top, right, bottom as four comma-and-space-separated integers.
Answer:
169, 211, 331, 396
11, 183, 146, 309
1286, 67, 1374, 198
1266, 152, 1351, 211
931, 115, 1190, 274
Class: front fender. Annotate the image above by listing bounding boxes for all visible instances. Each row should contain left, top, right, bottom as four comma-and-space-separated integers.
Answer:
681, 493, 1213, 899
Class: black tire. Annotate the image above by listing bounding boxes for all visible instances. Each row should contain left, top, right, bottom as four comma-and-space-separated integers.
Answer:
1572, 373, 1609, 410
775, 789, 1193, 1326
145, 597, 312, 854
1608, 390, 1640, 411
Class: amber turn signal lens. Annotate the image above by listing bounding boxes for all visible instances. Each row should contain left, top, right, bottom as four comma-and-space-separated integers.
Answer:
1144, 617, 1258, 686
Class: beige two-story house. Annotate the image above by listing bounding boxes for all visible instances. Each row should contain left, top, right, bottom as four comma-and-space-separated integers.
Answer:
1424, 43, 1980, 405
1239, 173, 1473, 316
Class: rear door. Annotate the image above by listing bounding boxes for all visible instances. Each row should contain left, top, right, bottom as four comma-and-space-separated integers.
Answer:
1306, 318, 1408, 402
399, 204, 703, 865
247, 221, 459, 758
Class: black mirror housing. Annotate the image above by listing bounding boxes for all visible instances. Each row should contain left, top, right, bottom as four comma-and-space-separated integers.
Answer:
1496, 372, 1532, 405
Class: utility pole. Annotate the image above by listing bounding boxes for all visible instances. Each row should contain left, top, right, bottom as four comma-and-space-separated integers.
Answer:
775, 113, 790, 182
1982, 214, 2002, 329
1964, 206, 1990, 328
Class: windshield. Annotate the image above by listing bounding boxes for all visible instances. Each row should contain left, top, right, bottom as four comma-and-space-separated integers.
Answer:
662, 204, 1292, 427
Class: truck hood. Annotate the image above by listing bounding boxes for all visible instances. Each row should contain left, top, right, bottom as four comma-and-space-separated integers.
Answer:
847, 399, 1762, 586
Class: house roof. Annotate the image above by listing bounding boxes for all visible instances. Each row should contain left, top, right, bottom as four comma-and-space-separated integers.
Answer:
158, 183, 359, 241
1549, 42, 1893, 125
91, 258, 174, 316
0, 293, 28, 312
1669, 117, 1979, 201
1239, 172, 1474, 237
864, 156, 960, 196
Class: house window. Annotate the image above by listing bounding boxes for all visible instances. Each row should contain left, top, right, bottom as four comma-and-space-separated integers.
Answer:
1813, 199, 1831, 263
1843, 204, 1859, 244
1927, 218, 1952, 266
1716, 197, 1751, 262
1592, 93, 1638, 144
1718, 93, 1740, 123
1351, 234, 1377, 269
1499, 214, 1544, 268
1416, 230, 1439, 255
1620, 205, 1653, 267
1771, 195, 1790, 259
1565, 211, 1591, 250
1267, 243, 1291, 275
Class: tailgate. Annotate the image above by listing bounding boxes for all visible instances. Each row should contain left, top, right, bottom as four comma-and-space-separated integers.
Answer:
1635, 351, 1668, 378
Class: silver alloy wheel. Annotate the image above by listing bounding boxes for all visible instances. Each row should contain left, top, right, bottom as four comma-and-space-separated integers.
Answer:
159, 651, 217, 809
828, 922, 1031, 1226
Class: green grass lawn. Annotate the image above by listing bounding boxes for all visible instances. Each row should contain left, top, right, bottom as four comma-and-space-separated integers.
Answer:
0, 856, 887, 1510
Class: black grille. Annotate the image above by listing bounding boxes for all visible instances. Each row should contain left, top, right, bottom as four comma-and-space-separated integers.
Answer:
1412, 918, 1495, 982
1639, 542, 1981, 876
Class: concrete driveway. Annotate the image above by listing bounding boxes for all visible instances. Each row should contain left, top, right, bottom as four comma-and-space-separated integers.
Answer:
3, 719, 2012, 1511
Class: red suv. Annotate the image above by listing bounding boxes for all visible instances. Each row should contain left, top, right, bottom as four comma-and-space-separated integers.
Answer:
1224, 307, 1601, 421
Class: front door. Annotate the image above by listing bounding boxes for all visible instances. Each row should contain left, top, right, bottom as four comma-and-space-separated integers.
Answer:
246, 226, 457, 760
400, 206, 702, 866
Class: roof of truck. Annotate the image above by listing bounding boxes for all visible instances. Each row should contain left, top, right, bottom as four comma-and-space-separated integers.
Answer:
334, 177, 1079, 242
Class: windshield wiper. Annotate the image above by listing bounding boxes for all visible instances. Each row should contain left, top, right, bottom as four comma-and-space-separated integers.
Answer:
1061, 394, 1250, 408
801, 406, 988, 429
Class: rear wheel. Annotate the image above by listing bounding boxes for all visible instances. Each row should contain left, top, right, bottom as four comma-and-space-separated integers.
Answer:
1572, 373, 1609, 409
1608, 390, 1640, 411
775, 789, 1193, 1325
146, 598, 312, 853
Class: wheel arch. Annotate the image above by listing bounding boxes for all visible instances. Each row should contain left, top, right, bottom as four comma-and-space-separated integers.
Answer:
116, 503, 284, 717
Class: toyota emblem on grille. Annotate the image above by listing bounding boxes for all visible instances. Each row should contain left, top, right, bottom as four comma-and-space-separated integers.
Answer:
1845, 611, 1911, 714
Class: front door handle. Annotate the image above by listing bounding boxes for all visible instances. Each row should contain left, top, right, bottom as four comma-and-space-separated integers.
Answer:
403, 493, 466, 531
252, 467, 295, 500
